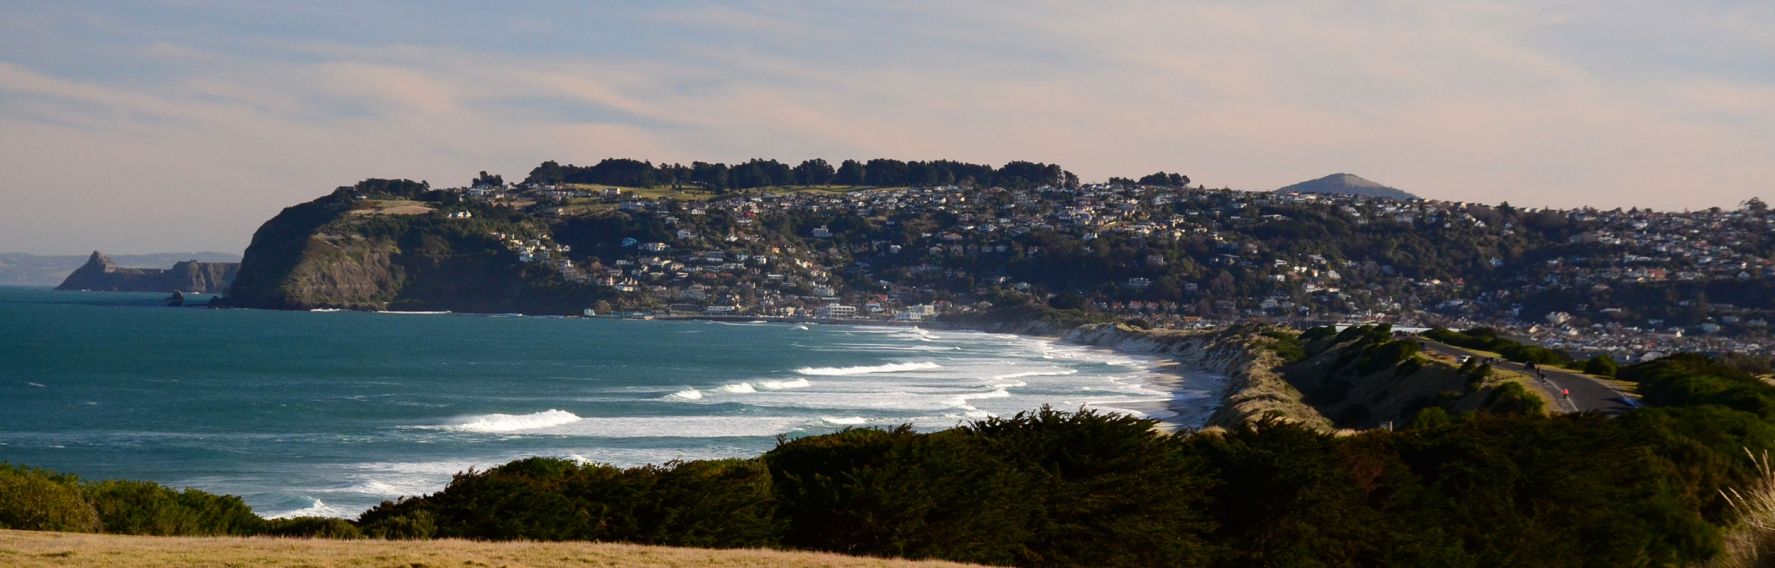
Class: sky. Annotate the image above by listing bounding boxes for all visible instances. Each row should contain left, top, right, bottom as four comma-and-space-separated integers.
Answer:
2, 1, 1773, 254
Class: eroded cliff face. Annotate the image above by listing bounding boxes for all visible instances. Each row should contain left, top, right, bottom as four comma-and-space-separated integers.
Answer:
226, 189, 607, 313
55, 251, 239, 293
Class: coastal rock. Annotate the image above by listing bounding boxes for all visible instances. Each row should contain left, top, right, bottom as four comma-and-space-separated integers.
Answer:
55, 251, 239, 293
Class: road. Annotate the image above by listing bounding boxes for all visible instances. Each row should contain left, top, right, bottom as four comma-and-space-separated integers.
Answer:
1418, 340, 1638, 415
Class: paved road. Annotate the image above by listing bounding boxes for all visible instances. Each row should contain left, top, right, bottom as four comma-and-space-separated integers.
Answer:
1419, 340, 1638, 415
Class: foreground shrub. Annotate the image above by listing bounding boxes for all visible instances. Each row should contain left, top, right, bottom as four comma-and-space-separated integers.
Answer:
0, 464, 100, 532
964, 407, 1215, 566
767, 426, 1033, 564
262, 516, 361, 539
84, 479, 265, 536
362, 456, 778, 548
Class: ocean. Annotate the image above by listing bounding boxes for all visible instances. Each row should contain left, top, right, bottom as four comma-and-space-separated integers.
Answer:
0, 286, 1218, 518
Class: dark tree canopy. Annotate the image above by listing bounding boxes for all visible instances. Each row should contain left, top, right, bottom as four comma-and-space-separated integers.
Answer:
518, 157, 1104, 192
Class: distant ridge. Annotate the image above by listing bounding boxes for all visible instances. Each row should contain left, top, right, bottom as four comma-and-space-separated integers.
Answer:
0, 251, 240, 286
1276, 173, 1418, 200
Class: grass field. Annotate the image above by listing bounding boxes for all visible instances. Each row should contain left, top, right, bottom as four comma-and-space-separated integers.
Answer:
564, 183, 879, 201
0, 530, 982, 568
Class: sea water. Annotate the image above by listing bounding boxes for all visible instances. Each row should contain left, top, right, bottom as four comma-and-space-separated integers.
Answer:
0, 286, 1216, 518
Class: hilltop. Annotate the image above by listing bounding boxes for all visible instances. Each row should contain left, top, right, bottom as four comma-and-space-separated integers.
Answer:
224, 159, 1775, 361
1275, 173, 1419, 200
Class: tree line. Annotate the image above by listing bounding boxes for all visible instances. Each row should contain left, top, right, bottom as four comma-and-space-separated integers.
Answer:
521, 158, 1090, 192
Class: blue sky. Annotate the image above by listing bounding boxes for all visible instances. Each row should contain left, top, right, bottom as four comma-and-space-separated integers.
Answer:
2, 1, 1772, 253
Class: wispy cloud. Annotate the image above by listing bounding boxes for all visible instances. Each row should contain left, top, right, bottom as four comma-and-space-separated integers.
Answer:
0, 1, 1771, 253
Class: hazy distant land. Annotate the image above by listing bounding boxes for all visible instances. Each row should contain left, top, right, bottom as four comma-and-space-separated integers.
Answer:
0, 252, 240, 286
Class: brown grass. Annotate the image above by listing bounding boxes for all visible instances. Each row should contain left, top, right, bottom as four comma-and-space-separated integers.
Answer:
349, 200, 435, 216
1716, 450, 1775, 567
0, 530, 984, 568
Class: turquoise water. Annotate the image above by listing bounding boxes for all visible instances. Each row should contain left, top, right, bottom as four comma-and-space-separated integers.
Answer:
0, 286, 1205, 518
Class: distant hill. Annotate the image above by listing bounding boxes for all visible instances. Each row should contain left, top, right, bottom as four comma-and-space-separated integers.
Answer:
55, 251, 239, 293
0, 251, 240, 287
1276, 173, 1418, 200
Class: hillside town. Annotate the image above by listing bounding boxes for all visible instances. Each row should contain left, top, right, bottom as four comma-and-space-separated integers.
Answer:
438, 177, 1774, 362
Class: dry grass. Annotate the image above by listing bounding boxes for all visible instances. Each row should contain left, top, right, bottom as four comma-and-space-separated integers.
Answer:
0, 530, 984, 568
349, 200, 435, 216
1716, 449, 1775, 567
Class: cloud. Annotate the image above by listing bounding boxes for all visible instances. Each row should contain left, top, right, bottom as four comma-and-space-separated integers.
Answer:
0, 2, 1771, 253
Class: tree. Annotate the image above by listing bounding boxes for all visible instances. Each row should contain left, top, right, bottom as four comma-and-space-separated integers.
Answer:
833, 160, 866, 185
1137, 172, 1190, 187
472, 171, 504, 188
793, 159, 835, 186
690, 162, 729, 192
863, 158, 909, 186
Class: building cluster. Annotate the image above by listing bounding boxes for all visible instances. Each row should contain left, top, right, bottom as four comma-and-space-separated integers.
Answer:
442, 180, 1773, 359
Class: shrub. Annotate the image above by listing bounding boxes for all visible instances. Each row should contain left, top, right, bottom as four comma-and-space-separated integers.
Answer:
262, 516, 361, 539
84, 479, 265, 536
0, 464, 100, 533
1585, 355, 1620, 377
359, 504, 436, 540
767, 426, 1033, 564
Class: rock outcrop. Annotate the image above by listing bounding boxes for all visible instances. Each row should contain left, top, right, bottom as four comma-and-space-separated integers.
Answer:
55, 251, 239, 293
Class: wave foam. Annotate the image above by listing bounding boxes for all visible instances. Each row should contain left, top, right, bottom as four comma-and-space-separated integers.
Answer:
449, 409, 582, 433
268, 498, 346, 519
796, 362, 942, 376
821, 416, 868, 425
665, 388, 704, 401
756, 378, 812, 390
718, 383, 757, 394
991, 369, 1078, 381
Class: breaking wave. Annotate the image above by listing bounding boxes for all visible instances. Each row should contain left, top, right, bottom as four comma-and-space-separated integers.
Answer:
796, 362, 943, 376
448, 409, 583, 433
756, 378, 812, 390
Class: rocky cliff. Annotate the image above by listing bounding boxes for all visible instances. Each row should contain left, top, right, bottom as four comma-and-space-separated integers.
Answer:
226, 181, 610, 313
55, 251, 239, 293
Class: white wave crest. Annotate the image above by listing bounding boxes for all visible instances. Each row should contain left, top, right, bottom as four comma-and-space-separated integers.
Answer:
821, 416, 868, 425
756, 378, 812, 390
718, 383, 757, 394
665, 388, 704, 400
796, 362, 942, 376
448, 409, 582, 433
268, 498, 347, 519
991, 369, 1079, 381
946, 388, 1012, 407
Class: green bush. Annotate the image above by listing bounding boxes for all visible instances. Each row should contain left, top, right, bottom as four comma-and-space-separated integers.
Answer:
767, 426, 1032, 564
0, 464, 101, 533
1584, 355, 1620, 377
964, 407, 1215, 566
1624, 354, 1775, 418
262, 516, 361, 539
84, 479, 265, 536
1482, 381, 1545, 416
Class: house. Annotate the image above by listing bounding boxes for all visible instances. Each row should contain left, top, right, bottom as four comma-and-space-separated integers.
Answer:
816, 303, 858, 318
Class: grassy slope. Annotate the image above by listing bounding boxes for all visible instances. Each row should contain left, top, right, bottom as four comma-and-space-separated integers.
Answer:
0, 530, 981, 568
